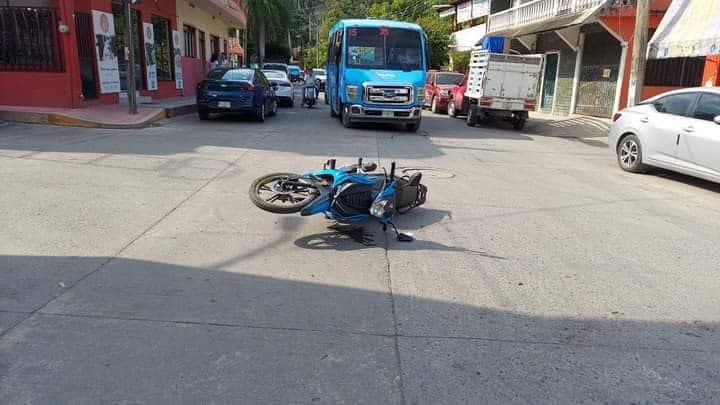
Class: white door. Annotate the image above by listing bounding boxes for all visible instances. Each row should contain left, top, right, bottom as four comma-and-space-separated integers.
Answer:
642, 92, 698, 168
684, 92, 720, 175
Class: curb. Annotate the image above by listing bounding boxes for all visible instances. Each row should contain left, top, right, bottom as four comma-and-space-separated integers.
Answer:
0, 103, 196, 129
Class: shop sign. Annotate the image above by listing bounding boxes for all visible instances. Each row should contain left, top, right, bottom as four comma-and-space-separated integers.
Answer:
172, 30, 183, 89
92, 10, 120, 94
143, 22, 158, 91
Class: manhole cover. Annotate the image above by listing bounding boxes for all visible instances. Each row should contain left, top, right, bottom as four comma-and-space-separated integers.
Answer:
400, 167, 455, 179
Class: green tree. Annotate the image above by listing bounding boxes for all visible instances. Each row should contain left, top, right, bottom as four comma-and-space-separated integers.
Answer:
246, 0, 292, 63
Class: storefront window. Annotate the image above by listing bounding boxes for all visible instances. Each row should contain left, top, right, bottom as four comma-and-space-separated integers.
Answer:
151, 15, 172, 81
112, 3, 144, 90
0, 1, 63, 71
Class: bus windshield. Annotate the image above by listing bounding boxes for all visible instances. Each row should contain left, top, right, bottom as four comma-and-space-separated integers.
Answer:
346, 27, 422, 71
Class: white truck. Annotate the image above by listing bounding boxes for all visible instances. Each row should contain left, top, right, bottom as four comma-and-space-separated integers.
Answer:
465, 48, 543, 130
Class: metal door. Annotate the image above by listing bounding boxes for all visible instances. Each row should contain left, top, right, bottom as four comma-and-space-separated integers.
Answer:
75, 12, 97, 99
541, 53, 558, 111
575, 64, 618, 118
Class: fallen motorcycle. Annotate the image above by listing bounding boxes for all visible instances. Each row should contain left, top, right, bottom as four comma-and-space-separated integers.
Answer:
249, 159, 427, 241
301, 84, 317, 108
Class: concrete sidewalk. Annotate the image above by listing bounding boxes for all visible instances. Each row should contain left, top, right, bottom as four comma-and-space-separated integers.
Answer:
0, 96, 196, 129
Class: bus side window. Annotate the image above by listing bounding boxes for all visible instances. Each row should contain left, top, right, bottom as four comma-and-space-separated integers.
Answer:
336, 30, 343, 64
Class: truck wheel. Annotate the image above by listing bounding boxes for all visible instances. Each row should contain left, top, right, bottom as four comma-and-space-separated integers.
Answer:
405, 120, 420, 132
512, 118, 526, 130
341, 104, 353, 128
466, 105, 478, 127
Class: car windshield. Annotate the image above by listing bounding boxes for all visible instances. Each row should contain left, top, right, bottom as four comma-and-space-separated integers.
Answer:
436, 73, 464, 85
263, 71, 288, 81
207, 69, 253, 81
313, 69, 326, 76
347, 27, 422, 71
263, 64, 287, 72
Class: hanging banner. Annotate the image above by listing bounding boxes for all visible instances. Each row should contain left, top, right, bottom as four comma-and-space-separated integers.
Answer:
172, 30, 183, 89
143, 22, 158, 90
92, 10, 120, 94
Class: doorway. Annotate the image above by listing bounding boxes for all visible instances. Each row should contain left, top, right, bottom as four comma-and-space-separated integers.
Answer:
541, 52, 559, 112
74, 12, 97, 100
199, 30, 207, 75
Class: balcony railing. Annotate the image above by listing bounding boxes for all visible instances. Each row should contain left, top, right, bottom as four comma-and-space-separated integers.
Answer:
488, 0, 607, 34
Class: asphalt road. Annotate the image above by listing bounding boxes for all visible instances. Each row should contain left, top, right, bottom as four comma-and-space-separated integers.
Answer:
1, 97, 720, 404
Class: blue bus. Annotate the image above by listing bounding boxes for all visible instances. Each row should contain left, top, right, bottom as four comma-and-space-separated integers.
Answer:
326, 19, 429, 132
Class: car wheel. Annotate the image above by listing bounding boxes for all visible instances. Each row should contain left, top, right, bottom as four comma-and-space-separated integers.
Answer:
198, 108, 210, 121
448, 100, 457, 118
431, 97, 439, 114
289, 98, 295, 108
617, 134, 647, 173
268, 99, 278, 116
256, 104, 266, 122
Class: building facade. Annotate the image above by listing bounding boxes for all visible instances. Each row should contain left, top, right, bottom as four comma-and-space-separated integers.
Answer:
0, 0, 246, 108
488, 0, 720, 118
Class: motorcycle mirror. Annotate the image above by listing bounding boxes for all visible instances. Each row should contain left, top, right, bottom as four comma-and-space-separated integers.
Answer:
390, 162, 396, 179
358, 157, 363, 173
397, 232, 414, 242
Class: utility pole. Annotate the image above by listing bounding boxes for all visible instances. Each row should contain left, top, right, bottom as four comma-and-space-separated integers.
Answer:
628, 0, 650, 107
316, 15, 319, 68
124, 0, 137, 114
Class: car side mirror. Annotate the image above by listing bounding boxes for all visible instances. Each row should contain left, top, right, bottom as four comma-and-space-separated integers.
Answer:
714, 115, 720, 125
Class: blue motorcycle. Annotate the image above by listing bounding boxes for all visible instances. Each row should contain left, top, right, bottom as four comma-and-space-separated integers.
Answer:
249, 159, 427, 241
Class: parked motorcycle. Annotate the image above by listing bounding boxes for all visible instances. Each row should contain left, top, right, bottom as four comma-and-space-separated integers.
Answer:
249, 159, 427, 241
301, 84, 317, 108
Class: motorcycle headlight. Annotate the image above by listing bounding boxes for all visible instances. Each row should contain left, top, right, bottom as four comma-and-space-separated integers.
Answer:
370, 198, 395, 219
417, 87, 425, 102
346, 85, 358, 100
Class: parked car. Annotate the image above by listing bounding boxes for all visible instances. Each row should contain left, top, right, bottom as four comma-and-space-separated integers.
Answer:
262, 63, 289, 75
608, 87, 720, 184
313, 68, 326, 92
288, 65, 302, 82
196, 68, 278, 122
262, 70, 294, 107
448, 80, 468, 118
425, 70, 464, 114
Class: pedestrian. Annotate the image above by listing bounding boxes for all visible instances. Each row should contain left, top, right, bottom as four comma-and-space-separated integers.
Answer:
303, 67, 314, 84
210, 52, 219, 69
220, 53, 229, 67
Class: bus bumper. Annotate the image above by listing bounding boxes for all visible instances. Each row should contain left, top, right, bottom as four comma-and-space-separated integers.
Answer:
347, 104, 422, 122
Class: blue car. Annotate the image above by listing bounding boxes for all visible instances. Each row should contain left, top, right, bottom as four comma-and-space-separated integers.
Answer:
196, 68, 278, 122
288, 65, 302, 82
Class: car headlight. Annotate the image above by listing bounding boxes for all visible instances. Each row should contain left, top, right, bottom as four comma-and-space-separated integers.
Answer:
417, 87, 425, 102
370, 198, 395, 219
346, 85, 358, 100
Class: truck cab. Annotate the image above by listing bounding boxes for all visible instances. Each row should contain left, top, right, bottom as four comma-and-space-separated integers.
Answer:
326, 19, 429, 132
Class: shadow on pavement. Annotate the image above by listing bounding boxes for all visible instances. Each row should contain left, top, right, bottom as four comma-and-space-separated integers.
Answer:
1, 255, 718, 403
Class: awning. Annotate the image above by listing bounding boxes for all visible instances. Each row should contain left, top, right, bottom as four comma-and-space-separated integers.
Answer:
648, 0, 720, 59
449, 24, 486, 52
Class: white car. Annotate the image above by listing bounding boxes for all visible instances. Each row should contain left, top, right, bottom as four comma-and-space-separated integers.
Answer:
262, 70, 294, 107
608, 87, 720, 183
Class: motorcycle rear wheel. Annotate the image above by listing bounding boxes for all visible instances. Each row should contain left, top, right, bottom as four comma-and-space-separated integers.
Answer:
249, 173, 319, 214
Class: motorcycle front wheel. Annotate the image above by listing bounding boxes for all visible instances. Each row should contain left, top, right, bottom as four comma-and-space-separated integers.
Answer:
249, 173, 319, 214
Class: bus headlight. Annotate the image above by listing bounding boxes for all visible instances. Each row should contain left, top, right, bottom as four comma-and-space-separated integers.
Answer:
346, 85, 358, 100
417, 87, 425, 102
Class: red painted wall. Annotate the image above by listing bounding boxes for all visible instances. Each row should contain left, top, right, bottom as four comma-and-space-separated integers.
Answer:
702, 55, 720, 87
0, 0, 180, 108
181, 57, 207, 97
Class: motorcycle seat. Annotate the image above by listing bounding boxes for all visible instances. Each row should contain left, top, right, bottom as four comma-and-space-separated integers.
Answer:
341, 162, 377, 173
